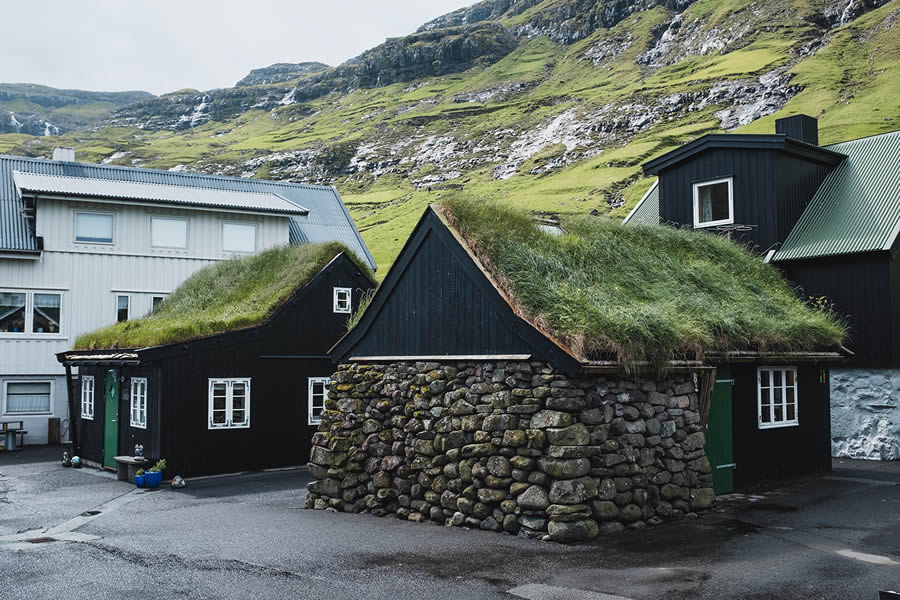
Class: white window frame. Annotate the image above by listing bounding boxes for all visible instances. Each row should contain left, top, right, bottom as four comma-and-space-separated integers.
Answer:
130, 377, 147, 429
151, 295, 166, 311
81, 375, 95, 420
757, 366, 799, 429
74, 210, 115, 245
208, 378, 251, 429
308, 377, 330, 426
150, 216, 189, 249
692, 177, 734, 229
222, 221, 258, 253
0, 289, 65, 338
333, 287, 352, 314
116, 294, 130, 323
3, 379, 53, 416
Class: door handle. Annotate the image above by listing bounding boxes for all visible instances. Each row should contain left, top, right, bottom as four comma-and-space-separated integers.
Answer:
716, 463, 736, 469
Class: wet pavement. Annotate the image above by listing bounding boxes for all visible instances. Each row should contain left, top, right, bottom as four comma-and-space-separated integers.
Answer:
1, 446, 897, 599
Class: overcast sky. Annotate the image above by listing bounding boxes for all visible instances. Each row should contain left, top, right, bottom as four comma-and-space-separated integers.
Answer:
1, 1, 474, 95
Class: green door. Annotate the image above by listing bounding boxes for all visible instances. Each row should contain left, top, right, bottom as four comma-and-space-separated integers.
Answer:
103, 369, 119, 469
705, 368, 735, 494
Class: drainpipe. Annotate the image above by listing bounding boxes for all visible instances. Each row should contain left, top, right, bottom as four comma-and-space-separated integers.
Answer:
64, 364, 78, 452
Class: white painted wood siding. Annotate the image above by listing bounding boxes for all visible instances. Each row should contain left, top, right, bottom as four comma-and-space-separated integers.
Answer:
0, 198, 292, 376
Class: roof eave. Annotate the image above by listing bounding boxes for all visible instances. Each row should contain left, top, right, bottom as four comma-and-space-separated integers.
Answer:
642, 134, 846, 175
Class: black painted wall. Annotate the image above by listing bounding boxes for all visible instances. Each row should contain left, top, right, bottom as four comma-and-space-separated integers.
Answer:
346, 224, 536, 359
658, 148, 832, 254
780, 251, 896, 367
729, 364, 831, 488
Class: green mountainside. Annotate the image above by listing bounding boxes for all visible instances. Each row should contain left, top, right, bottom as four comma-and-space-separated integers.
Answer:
2, 0, 898, 274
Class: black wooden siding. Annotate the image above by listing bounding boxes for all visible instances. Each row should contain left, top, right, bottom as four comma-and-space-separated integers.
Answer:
659, 148, 776, 252
780, 251, 896, 367
773, 155, 832, 245
348, 228, 533, 358
659, 148, 834, 255
730, 364, 831, 488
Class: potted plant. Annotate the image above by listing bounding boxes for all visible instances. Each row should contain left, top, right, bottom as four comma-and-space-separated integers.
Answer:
144, 459, 166, 489
134, 468, 145, 487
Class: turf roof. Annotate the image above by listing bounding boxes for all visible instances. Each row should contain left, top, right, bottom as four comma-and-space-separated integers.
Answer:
75, 242, 373, 350
438, 196, 846, 366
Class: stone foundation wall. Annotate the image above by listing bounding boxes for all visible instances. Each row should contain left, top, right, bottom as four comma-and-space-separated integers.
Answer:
306, 360, 715, 542
831, 368, 900, 460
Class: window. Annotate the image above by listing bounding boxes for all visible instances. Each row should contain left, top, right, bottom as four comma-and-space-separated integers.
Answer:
0, 290, 63, 335
5, 381, 52, 415
130, 377, 147, 429
308, 377, 330, 425
116, 295, 130, 322
81, 376, 95, 420
333, 288, 351, 314
0, 292, 26, 332
223, 222, 257, 253
692, 177, 734, 228
75, 212, 114, 244
151, 217, 188, 248
208, 378, 251, 429
32, 293, 61, 333
758, 367, 799, 429
152, 296, 165, 311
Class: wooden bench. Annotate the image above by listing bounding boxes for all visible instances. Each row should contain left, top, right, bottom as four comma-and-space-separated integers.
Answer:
0, 421, 26, 451
113, 456, 149, 483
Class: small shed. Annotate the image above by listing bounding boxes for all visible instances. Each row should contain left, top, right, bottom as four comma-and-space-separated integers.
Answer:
57, 243, 375, 477
307, 199, 845, 541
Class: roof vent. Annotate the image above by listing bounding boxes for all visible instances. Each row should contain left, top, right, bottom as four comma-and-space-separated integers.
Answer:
775, 114, 818, 146
52, 146, 75, 162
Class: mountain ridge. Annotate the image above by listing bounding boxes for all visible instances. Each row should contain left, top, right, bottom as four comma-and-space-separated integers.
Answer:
1, 0, 897, 274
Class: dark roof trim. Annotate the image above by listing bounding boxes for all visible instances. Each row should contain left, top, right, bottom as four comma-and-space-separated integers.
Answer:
330, 206, 582, 376
704, 350, 847, 364
642, 134, 846, 175
347, 354, 533, 362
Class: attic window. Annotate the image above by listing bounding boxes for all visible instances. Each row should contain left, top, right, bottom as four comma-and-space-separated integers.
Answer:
758, 367, 798, 429
692, 177, 734, 228
333, 287, 351, 313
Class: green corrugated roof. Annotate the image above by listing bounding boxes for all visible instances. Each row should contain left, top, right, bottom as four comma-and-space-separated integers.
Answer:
775, 130, 900, 262
623, 180, 659, 225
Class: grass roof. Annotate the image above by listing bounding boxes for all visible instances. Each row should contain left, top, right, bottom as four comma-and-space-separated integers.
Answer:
439, 196, 845, 366
76, 242, 372, 350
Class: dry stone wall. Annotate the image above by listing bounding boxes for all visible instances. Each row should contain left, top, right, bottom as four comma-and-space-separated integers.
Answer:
306, 360, 715, 542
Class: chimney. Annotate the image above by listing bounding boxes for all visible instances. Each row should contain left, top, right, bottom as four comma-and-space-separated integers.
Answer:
775, 114, 818, 146
52, 146, 75, 162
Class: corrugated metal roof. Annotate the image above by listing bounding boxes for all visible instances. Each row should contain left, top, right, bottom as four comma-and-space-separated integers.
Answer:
13, 171, 309, 215
0, 154, 375, 269
774, 130, 900, 262
622, 180, 659, 226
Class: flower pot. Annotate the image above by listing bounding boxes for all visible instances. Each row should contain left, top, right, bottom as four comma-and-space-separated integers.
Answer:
134, 474, 145, 487
145, 471, 162, 488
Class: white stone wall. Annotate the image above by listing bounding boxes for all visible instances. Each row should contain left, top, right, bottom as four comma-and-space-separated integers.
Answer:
831, 368, 900, 460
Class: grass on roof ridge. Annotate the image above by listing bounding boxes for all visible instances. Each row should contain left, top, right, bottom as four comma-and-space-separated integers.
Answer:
75, 242, 373, 350
438, 195, 846, 367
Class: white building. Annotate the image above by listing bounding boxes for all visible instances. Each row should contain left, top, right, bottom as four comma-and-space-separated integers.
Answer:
0, 147, 375, 445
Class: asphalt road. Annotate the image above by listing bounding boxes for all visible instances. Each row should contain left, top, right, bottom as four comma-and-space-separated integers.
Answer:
1, 447, 897, 600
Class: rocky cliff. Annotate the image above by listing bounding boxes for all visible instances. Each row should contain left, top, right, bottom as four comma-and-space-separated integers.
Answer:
0, 84, 152, 136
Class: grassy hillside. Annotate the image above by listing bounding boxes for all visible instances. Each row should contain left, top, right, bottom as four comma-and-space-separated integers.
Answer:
3, 0, 898, 275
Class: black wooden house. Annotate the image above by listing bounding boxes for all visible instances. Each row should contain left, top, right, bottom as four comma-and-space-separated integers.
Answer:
58, 245, 375, 477
328, 203, 842, 497
631, 117, 899, 461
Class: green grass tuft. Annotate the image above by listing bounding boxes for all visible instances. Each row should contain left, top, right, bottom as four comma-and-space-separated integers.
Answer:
75, 242, 374, 349
440, 196, 846, 367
